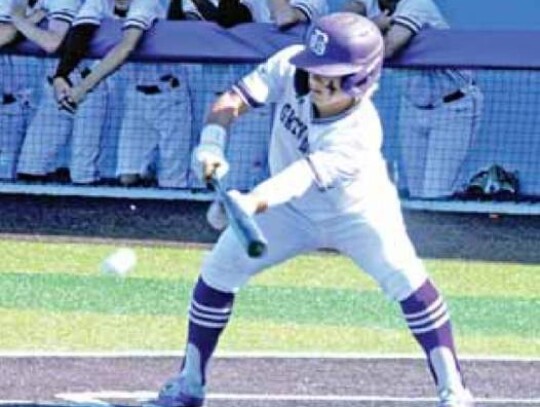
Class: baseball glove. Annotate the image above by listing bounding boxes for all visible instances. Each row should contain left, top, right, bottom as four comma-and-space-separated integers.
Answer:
459, 164, 519, 201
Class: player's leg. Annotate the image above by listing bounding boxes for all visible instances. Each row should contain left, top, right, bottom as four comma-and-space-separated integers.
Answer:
145, 204, 320, 407
399, 98, 430, 198
423, 89, 484, 198
333, 187, 472, 406
69, 80, 109, 184
17, 80, 73, 179
116, 87, 158, 186
155, 72, 192, 188
0, 98, 26, 180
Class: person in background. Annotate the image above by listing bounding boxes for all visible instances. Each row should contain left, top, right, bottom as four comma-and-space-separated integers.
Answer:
0, 0, 79, 181
345, 0, 483, 199
101, 0, 193, 188
183, 0, 328, 28
16, 0, 126, 185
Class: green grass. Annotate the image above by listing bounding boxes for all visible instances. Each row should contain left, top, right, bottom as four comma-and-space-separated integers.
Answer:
0, 240, 539, 356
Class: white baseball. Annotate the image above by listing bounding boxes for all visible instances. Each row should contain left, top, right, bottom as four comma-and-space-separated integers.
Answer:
101, 247, 137, 277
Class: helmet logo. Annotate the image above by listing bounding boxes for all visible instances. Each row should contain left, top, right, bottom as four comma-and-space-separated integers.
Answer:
308, 28, 329, 56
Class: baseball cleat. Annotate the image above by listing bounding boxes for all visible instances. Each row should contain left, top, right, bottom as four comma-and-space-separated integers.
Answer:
143, 375, 205, 407
437, 387, 474, 407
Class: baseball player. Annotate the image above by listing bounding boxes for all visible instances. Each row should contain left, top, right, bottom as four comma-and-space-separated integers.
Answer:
349, 0, 484, 199
98, 1, 192, 188
16, 0, 122, 184
145, 12, 473, 407
0, 0, 75, 180
183, 0, 328, 27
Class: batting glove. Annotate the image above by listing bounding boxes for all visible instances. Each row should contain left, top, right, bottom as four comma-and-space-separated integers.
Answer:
192, 124, 229, 182
206, 200, 228, 231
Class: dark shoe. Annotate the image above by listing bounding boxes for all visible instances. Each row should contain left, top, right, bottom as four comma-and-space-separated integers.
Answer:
17, 173, 52, 183
143, 375, 205, 407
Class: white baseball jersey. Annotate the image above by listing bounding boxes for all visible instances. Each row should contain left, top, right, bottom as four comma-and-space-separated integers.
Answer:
0, 0, 80, 23
183, 0, 328, 23
233, 45, 392, 219
0, 0, 80, 92
74, 0, 165, 30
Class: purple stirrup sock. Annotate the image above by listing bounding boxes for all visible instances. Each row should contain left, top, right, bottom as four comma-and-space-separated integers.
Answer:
184, 277, 234, 384
400, 279, 463, 386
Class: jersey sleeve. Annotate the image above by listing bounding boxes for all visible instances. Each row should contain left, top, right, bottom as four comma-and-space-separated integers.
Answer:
123, 0, 163, 31
73, 0, 107, 26
392, 0, 442, 34
233, 45, 302, 108
290, 0, 329, 21
47, 0, 81, 25
0, 0, 13, 23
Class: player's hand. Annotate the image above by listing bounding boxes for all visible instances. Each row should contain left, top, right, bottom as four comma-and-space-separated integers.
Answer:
57, 85, 88, 114
372, 10, 392, 34
68, 85, 87, 106
192, 124, 229, 183
192, 145, 229, 182
10, 0, 26, 20
28, 8, 47, 24
52, 77, 74, 108
206, 190, 260, 231
273, 6, 300, 30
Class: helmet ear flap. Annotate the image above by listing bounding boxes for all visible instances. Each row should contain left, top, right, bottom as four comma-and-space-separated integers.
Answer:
341, 71, 373, 97
341, 72, 367, 95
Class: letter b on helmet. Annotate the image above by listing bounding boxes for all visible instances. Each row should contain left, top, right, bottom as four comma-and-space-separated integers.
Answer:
290, 12, 384, 97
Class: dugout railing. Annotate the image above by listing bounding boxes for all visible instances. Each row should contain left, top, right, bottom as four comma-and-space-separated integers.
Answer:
1, 22, 540, 215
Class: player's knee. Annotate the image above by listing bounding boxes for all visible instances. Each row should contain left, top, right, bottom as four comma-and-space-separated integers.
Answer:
378, 259, 428, 302
200, 254, 251, 294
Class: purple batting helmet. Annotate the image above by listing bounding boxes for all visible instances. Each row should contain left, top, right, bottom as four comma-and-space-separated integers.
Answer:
290, 12, 384, 97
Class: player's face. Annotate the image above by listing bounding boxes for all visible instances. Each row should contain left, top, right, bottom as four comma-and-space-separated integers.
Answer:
308, 73, 354, 115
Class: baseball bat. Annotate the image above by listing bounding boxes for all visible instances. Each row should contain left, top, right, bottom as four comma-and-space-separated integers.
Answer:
209, 178, 268, 258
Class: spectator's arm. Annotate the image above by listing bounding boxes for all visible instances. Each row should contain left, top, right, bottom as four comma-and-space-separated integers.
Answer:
269, 0, 306, 29
382, 23, 414, 59
341, 0, 367, 16
0, 22, 18, 47
53, 23, 99, 81
11, 3, 70, 54
27, 8, 47, 24
75, 27, 144, 95
58, 26, 144, 111
11, 12, 71, 53
206, 89, 250, 128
